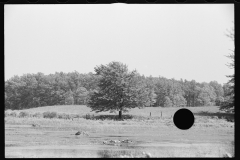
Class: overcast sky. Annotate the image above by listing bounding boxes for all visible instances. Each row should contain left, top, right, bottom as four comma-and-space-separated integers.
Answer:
5, 4, 234, 85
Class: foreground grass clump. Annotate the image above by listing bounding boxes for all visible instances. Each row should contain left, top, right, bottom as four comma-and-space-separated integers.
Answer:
97, 150, 149, 158
43, 111, 58, 119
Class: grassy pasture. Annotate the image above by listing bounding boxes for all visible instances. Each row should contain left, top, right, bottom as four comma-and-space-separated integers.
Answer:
8, 105, 230, 118
5, 105, 234, 158
6, 105, 234, 122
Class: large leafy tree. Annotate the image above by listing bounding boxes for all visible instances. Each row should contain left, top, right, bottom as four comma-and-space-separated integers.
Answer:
220, 26, 234, 112
87, 61, 154, 119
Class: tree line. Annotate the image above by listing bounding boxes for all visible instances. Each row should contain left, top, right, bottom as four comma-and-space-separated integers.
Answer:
5, 65, 230, 111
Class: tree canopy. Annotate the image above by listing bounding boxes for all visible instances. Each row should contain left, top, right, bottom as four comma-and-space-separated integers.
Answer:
86, 62, 154, 119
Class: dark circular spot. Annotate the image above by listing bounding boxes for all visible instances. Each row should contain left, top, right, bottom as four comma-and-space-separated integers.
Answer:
173, 108, 194, 130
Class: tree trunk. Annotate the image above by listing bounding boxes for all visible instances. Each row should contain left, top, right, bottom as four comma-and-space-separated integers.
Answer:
119, 110, 122, 119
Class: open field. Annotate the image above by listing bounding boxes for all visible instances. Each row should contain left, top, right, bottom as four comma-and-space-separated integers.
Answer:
5, 105, 234, 158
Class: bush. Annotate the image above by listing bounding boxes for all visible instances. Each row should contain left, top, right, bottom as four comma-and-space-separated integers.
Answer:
32, 112, 43, 118
75, 114, 82, 118
4, 112, 8, 117
57, 113, 79, 120
5, 110, 12, 117
68, 114, 75, 119
86, 113, 95, 120
57, 113, 70, 119
9, 111, 18, 117
19, 111, 30, 118
57, 113, 64, 119
43, 111, 58, 119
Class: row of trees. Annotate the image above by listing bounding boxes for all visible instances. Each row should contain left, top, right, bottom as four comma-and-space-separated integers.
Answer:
5, 63, 228, 111
5, 72, 99, 110
146, 77, 225, 108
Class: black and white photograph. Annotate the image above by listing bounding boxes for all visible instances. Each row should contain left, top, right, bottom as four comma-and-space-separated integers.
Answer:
4, 4, 234, 158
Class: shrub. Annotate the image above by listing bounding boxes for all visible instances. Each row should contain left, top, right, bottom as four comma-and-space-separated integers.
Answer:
4, 112, 8, 117
19, 111, 30, 118
58, 113, 68, 119
75, 114, 83, 118
75, 114, 82, 118
5, 110, 12, 117
43, 111, 58, 119
32, 112, 43, 118
86, 113, 95, 120
70, 114, 78, 119
68, 114, 74, 119
9, 111, 18, 117
86, 113, 91, 119
57, 113, 64, 119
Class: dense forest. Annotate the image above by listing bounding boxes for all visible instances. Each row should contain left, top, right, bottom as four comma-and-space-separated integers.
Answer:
5, 68, 230, 111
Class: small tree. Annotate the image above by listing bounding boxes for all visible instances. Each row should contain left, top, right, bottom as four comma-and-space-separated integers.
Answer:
87, 61, 155, 119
